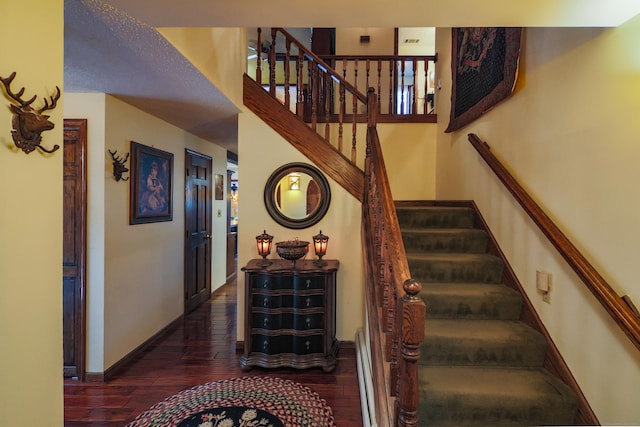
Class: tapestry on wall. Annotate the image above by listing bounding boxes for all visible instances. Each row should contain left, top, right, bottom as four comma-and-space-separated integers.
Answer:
445, 27, 522, 133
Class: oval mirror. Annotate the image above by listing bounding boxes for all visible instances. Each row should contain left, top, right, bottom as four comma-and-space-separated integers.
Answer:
264, 162, 331, 229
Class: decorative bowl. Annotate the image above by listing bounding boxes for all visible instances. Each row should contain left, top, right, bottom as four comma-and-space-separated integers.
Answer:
275, 240, 309, 262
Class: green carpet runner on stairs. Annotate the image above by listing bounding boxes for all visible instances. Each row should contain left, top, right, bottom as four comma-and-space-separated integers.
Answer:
397, 205, 579, 426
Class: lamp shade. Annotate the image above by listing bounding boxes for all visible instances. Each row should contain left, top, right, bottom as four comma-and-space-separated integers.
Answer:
256, 230, 273, 266
312, 230, 329, 266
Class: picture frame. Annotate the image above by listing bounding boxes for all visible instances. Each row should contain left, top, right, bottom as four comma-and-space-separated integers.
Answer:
130, 141, 173, 224
215, 173, 224, 200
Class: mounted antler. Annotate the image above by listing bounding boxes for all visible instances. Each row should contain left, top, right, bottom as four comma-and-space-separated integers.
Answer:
108, 149, 130, 181
0, 71, 61, 154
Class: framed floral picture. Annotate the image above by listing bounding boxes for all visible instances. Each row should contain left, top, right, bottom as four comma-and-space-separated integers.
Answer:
130, 141, 173, 224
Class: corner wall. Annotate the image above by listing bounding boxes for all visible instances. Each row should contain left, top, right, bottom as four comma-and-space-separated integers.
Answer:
0, 1, 64, 424
158, 27, 246, 109
435, 20, 640, 424
65, 94, 229, 372
237, 110, 364, 342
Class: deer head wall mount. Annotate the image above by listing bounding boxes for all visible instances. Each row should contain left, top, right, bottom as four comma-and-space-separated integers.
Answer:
0, 71, 61, 154
108, 149, 130, 181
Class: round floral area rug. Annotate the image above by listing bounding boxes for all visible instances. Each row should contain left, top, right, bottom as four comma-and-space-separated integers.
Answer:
125, 376, 336, 427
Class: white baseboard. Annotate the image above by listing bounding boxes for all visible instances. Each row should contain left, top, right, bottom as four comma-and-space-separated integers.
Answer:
356, 328, 377, 427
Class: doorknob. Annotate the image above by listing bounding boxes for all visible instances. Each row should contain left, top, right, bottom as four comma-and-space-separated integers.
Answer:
204, 234, 212, 240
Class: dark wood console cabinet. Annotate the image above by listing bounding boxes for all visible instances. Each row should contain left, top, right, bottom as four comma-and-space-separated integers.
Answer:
240, 259, 339, 372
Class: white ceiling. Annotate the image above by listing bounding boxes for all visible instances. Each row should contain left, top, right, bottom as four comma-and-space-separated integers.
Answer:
64, 0, 640, 156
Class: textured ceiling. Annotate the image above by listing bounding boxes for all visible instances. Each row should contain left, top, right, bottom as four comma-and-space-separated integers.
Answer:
64, 0, 239, 153
96, 0, 640, 28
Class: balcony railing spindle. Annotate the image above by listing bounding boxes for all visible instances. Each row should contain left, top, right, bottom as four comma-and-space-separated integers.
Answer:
256, 28, 262, 85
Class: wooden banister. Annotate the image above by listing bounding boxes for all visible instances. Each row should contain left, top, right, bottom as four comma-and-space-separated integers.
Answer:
468, 133, 640, 352
247, 28, 426, 426
277, 29, 367, 104
362, 90, 425, 427
257, 28, 369, 168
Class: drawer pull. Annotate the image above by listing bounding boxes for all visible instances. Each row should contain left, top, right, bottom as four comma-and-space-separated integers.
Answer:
305, 340, 311, 351
263, 340, 269, 350
263, 297, 269, 307
263, 318, 269, 327
305, 317, 312, 328
263, 279, 269, 288
305, 297, 311, 307
305, 279, 311, 288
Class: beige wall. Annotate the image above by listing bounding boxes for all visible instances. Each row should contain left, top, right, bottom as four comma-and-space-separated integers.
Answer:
159, 27, 246, 108
0, 1, 64, 425
379, 123, 437, 200
237, 110, 364, 341
435, 20, 640, 424
65, 94, 230, 372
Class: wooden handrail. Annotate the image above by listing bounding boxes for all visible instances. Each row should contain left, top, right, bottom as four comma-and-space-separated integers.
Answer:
277, 30, 367, 102
468, 133, 640, 352
362, 90, 425, 427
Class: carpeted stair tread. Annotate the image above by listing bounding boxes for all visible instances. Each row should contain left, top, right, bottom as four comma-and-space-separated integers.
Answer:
396, 206, 475, 229
421, 283, 523, 320
421, 319, 547, 367
407, 252, 504, 283
418, 366, 579, 426
401, 228, 489, 253
399, 204, 579, 425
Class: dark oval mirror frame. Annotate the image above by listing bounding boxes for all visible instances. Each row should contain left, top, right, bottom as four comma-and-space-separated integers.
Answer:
264, 162, 331, 229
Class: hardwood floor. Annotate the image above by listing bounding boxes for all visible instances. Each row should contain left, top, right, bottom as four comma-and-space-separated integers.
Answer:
64, 280, 364, 426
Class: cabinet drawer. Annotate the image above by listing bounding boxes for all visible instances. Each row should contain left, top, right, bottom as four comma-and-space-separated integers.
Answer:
252, 313, 324, 330
294, 294, 325, 309
250, 274, 325, 291
251, 334, 292, 355
293, 276, 325, 290
252, 293, 325, 309
251, 334, 324, 355
293, 335, 325, 355
250, 274, 287, 291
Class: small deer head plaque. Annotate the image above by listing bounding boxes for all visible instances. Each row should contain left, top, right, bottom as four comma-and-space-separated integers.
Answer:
108, 149, 130, 181
0, 71, 61, 154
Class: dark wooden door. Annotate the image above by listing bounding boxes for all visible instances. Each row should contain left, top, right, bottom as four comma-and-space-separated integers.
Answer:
184, 150, 213, 313
63, 119, 87, 380
310, 28, 336, 118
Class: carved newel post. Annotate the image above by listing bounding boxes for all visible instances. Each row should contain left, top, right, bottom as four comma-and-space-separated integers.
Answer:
395, 278, 425, 427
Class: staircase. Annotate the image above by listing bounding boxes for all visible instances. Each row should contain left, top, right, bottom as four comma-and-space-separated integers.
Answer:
397, 203, 580, 426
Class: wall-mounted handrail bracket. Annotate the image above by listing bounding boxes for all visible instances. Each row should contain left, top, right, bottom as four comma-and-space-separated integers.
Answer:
623, 295, 640, 318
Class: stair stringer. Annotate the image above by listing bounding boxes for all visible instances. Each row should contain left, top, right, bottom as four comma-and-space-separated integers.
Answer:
395, 199, 599, 426
243, 74, 364, 203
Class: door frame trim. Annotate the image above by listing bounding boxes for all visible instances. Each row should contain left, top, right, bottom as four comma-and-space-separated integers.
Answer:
63, 118, 87, 381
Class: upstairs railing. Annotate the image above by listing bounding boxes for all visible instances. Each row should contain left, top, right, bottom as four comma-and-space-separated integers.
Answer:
468, 133, 640, 352
318, 54, 438, 118
248, 27, 426, 427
